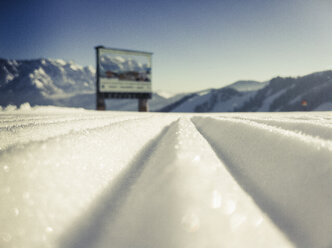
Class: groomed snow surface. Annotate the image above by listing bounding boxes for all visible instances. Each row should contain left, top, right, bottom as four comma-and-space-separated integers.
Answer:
1, 105, 332, 248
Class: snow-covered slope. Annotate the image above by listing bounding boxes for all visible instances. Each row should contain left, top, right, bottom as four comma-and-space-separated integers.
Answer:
236, 71, 332, 112
160, 71, 332, 112
1, 107, 332, 248
160, 88, 257, 112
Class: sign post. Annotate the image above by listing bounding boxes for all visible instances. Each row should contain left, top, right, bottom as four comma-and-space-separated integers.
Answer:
96, 46, 105, 110
95, 46, 152, 111
138, 98, 148, 112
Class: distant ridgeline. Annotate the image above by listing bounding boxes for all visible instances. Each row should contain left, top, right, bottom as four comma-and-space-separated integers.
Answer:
157, 72, 332, 112
1, 58, 332, 111
235, 73, 332, 112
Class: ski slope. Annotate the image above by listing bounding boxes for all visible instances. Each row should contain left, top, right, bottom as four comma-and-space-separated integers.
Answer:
1, 106, 332, 248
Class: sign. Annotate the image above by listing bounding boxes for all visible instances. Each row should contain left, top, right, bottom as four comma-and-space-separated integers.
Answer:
96, 46, 152, 99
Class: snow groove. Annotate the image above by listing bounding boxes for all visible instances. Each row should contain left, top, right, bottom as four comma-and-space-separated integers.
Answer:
0, 115, 150, 152
0, 114, 177, 248
231, 116, 332, 141
60, 119, 178, 248
192, 116, 332, 248
213, 116, 332, 151
0, 115, 108, 129
61, 117, 292, 248
0, 112, 140, 128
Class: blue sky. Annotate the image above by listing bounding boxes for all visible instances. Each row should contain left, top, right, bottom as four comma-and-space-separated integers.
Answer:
1, 0, 332, 92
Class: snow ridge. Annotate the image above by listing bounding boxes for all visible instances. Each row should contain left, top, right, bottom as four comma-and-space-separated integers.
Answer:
193, 114, 332, 248
160, 71, 332, 112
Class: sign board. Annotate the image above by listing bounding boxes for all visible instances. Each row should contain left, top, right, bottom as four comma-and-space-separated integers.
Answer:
96, 46, 152, 99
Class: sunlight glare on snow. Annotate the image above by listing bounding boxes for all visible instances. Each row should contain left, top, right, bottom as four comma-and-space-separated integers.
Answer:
211, 190, 222, 209
192, 155, 200, 162
1, 233, 12, 242
223, 199, 237, 215
13, 208, 20, 217
181, 211, 200, 233
230, 213, 247, 231
3, 165, 9, 172
253, 216, 264, 227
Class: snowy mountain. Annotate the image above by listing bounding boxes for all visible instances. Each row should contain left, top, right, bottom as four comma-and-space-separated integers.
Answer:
236, 71, 332, 112
0, 58, 95, 107
159, 88, 257, 112
160, 71, 332, 112
0, 58, 182, 111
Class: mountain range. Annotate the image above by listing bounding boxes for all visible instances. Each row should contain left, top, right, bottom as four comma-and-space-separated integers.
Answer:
1, 58, 331, 111
0, 58, 183, 111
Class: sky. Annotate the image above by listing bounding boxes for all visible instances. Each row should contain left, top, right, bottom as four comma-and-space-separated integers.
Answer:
1, 0, 332, 93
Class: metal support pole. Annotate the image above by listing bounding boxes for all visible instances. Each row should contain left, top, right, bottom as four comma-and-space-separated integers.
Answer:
138, 99, 148, 112
97, 94, 106, 110
95, 45, 105, 111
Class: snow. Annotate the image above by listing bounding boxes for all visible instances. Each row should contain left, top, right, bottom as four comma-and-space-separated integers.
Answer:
69, 64, 82, 71
193, 114, 332, 247
85, 66, 96, 74
257, 88, 288, 112
171, 92, 212, 112
54, 59, 67, 66
1, 106, 332, 248
211, 91, 256, 112
5, 74, 14, 83
315, 102, 332, 111
197, 89, 211, 96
